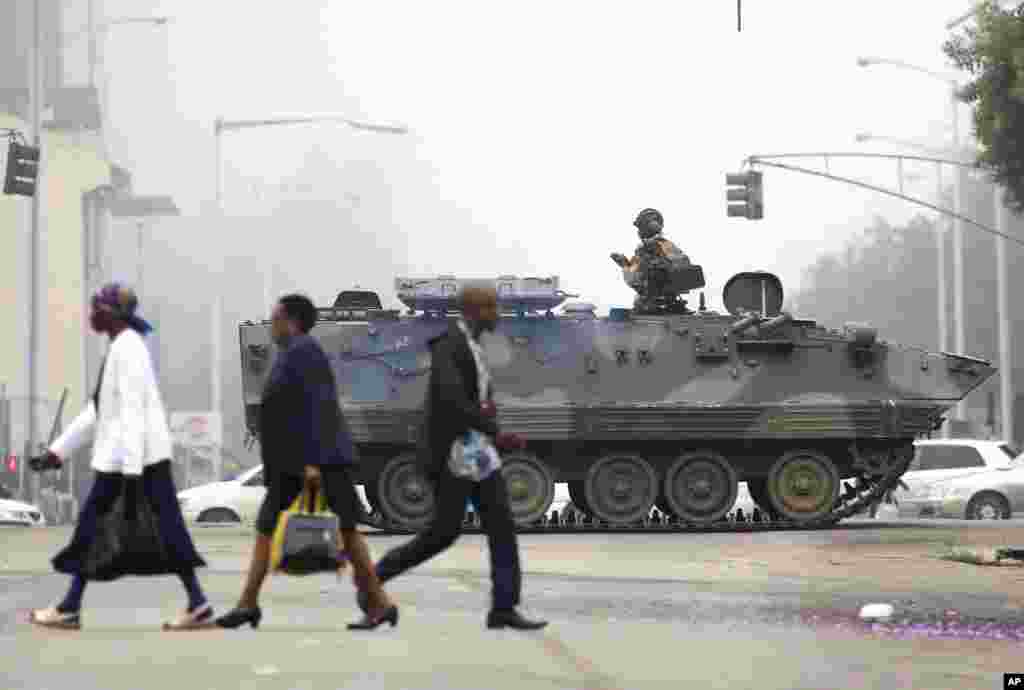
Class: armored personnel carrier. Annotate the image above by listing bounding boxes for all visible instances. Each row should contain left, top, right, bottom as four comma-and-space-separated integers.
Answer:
238, 261, 995, 532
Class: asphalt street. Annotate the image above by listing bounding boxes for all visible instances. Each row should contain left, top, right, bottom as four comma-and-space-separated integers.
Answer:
2, 519, 1024, 689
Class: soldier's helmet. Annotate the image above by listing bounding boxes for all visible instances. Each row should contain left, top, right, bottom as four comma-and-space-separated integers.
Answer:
633, 208, 664, 239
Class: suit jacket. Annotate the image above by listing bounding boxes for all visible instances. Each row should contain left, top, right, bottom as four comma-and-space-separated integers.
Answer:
260, 334, 356, 480
50, 329, 173, 476
418, 322, 499, 480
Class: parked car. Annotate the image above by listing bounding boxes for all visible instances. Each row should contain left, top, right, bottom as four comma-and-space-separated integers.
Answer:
894, 439, 1023, 519
0, 484, 46, 527
177, 465, 370, 525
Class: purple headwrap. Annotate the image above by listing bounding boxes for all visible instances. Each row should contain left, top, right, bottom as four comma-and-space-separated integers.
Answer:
92, 282, 153, 334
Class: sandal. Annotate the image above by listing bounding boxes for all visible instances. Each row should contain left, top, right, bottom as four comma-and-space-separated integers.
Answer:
29, 607, 81, 630
162, 603, 215, 631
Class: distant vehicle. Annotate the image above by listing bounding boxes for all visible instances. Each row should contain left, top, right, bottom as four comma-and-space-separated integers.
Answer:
894, 439, 1023, 519
0, 485, 46, 527
177, 465, 370, 525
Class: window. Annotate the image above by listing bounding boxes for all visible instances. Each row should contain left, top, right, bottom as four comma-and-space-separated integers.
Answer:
243, 469, 264, 487
914, 445, 986, 471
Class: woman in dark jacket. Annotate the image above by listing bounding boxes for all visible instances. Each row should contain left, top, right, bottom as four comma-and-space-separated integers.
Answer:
28, 283, 213, 631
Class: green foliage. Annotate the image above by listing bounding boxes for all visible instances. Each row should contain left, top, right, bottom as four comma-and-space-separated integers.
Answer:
943, 1, 1024, 214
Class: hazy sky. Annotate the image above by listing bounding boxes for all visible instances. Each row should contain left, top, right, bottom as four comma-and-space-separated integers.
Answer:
86, 0, 989, 317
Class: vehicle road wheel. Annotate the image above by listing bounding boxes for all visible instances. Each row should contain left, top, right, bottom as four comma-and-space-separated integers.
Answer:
966, 491, 1011, 520
197, 507, 240, 524
501, 452, 555, 525
376, 453, 436, 530
583, 454, 658, 525
662, 450, 738, 524
766, 449, 840, 523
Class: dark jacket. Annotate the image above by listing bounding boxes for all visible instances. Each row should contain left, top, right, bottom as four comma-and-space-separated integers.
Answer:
260, 333, 357, 480
418, 322, 499, 480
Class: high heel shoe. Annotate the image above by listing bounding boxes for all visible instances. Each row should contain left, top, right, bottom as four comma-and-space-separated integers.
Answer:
214, 606, 262, 630
347, 605, 398, 630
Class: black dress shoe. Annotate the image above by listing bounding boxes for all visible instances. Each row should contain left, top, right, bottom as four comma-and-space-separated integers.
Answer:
347, 605, 398, 630
486, 608, 548, 630
215, 606, 262, 629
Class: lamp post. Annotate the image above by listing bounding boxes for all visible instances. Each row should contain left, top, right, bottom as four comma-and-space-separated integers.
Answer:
857, 56, 970, 429
943, 0, 1017, 448
211, 113, 408, 470
61, 14, 172, 89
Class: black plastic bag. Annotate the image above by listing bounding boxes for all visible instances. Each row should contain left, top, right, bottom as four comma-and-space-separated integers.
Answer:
82, 478, 170, 581
271, 485, 343, 576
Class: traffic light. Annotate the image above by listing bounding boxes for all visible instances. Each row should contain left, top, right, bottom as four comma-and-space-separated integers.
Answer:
3, 140, 40, 197
5, 454, 15, 473
726, 170, 763, 220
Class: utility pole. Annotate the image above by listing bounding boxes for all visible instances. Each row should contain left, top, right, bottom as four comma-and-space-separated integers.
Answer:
951, 92, 967, 429
935, 162, 950, 438
995, 193, 1013, 443
87, 0, 96, 88
25, 0, 44, 504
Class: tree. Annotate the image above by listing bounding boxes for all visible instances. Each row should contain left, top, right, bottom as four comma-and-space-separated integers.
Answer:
791, 214, 946, 352
943, 1, 1024, 213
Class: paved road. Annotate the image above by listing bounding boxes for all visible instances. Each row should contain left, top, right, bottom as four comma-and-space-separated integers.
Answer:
2, 520, 1023, 689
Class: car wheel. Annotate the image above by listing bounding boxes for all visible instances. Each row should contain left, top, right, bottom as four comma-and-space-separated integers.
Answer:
197, 507, 241, 524
965, 492, 1011, 520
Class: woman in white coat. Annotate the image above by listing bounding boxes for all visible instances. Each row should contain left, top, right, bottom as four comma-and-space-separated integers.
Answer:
28, 283, 213, 631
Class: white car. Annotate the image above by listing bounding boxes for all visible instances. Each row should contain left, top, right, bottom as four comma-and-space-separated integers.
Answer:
178, 465, 268, 524
894, 439, 1024, 519
178, 465, 370, 525
0, 486, 46, 527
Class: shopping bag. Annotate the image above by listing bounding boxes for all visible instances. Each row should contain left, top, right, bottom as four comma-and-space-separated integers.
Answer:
82, 478, 170, 581
448, 429, 502, 482
269, 484, 343, 576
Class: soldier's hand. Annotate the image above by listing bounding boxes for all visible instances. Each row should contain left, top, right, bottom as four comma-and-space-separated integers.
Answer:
29, 451, 62, 472
610, 252, 627, 266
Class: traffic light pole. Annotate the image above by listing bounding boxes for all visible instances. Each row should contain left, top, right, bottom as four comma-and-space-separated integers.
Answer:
739, 152, 1019, 443
26, 0, 43, 504
742, 154, 1024, 247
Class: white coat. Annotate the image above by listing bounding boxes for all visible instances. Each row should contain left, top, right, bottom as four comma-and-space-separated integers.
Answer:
49, 328, 173, 476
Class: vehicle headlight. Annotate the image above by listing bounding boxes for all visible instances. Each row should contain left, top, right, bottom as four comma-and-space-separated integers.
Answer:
0, 509, 11, 521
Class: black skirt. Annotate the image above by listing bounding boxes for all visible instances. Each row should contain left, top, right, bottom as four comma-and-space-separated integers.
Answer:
53, 459, 206, 578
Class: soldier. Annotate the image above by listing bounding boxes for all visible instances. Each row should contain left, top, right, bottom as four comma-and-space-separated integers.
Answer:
610, 208, 691, 312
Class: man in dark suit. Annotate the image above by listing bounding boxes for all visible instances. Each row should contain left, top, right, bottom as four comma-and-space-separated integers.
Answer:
362, 282, 547, 630
217, 294, 397, 630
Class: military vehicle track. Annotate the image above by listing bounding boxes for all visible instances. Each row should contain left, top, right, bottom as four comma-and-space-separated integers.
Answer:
358, 449, 912, 535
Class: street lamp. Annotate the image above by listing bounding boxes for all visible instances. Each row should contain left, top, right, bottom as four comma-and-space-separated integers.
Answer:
210, 113, 409, 475
61, 15, 171, 89
857, 55, 971, 429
